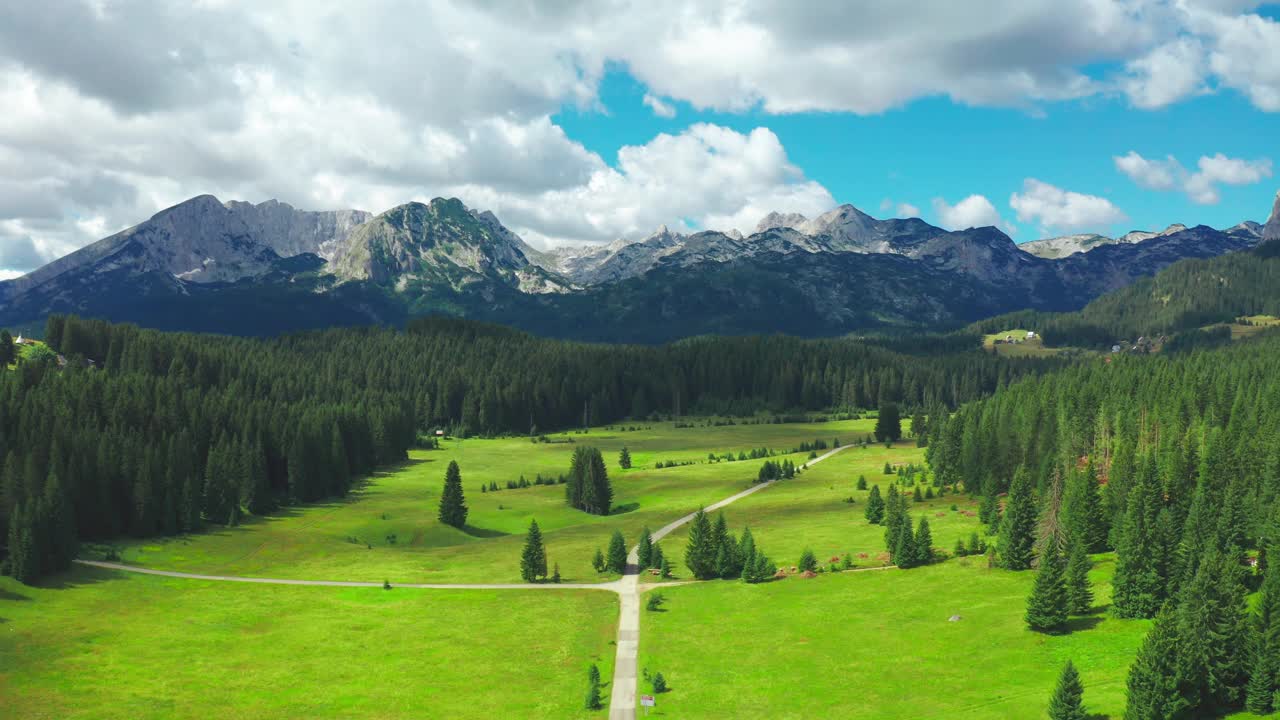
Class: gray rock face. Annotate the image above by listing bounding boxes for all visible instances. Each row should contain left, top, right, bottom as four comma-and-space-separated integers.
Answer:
754, 211, 809, 234
328, 198, 572, 294
1265, 191, 1280, 241
224, 199, 371, 260
1019, 233, 1113, 259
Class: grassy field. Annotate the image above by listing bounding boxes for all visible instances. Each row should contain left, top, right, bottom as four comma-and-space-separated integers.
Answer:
982, 329, 1064, 358
640, 557, 1149, 719
651, 441, 983, 577
111, 419, 881, 584
0, 566, 618, 719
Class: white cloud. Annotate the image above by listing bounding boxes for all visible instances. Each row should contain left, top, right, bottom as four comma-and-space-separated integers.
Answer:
896, 202, 921, 218
0, 0, 1278, 272
642, 93, 677, 118
1114, 150, 1272, 204
1009, 179, 1126, 232
1121, 37, 1208, 109
462, 124, 835, 245
932, 195, 1006, 231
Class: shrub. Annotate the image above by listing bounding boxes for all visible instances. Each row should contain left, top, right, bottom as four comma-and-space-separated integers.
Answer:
797, 549, 818, 573
652, 672, 668, 693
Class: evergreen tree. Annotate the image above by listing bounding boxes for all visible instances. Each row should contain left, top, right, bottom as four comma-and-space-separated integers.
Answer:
913, 516, 934, 565
739, 527, 757, 583
592, 548, 606, 573
1062, 463, 1108, 553
1125, 606, 1184, 719
875, 402, 902, 443
798, 548, 817, 573
684, 509, 717, 580
1047, 660, 1087, 720
1026, 541, 1068, 632
618, 446, 632, 470
1111, 465, 1166, 619
636, 527, 654, 569
584, 664, 603, 710
652, 672, 668, 694
884, 485, 906, 550
520, 519, 548, 582
437, 460, 468, 528
606, 530, 628, 574
999, 467, 1037, 570
1246, 555, 1280, 713
864, 484, 885, 524
659, 554, 673, 579
1174, 551, 1249, 712
1063, 538, 1094, 616
566, 446, 612, 516
651, 542, 664, 573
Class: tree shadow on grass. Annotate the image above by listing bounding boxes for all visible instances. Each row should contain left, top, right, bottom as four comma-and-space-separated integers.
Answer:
0, 587, 31, 602
35, 564, 118, 591
610, 502, 640, 516
1060, 615, 1105, 633
461, 525, 509, 539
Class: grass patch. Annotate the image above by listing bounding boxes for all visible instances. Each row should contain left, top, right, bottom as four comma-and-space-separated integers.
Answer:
115, 419, 878, 584
0, 566, 617, 719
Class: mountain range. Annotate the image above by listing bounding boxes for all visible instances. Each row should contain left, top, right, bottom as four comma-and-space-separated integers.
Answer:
2, 190, 1277, 342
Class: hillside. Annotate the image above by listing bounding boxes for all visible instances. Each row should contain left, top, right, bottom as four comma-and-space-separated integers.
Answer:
0, 194, 1272, 342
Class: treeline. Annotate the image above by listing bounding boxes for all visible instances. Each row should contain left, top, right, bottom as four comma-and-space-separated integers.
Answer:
926, 333, 1280, 715
2, 316, 418, 583
969, 241, 1280, 348
2, 311, 1049, 583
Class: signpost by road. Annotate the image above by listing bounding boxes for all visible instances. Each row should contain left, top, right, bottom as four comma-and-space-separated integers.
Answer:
640, 695, 655, 715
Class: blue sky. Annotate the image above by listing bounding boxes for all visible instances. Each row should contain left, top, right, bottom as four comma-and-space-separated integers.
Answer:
2, 1, 1280, 277
557, 67, 1278, 241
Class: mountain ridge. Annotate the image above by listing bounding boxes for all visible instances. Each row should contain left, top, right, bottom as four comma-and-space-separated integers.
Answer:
1, 192, 1273, 341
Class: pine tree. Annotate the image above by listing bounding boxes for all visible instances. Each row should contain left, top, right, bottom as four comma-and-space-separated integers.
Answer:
437, 460, 468, 528
739, 527, 757, 583
684, 509, 717, 580
1247, 555, 1280, 713
584, 664, 603, 710
1111, 466, 1166, 619
652, 672, 668, 693
875, 402, 902, 443
606, 530, 628, 573
636, 527, 654, 569
567, 446, 612, 516
1047, 660, 1087, 720
999, 467, 1037, 570
520, 519, 547, 582
798, 548, 817, 573
1062, 462, 1108, 552
864, 484, 885, 524
914, 516, 934, 565
1026, 541, 1068, 632
1124, 605, 1184, 719
1063, 539, 1094, 616
651, 542, 664, 573
592, 548, 606, 573
1174, 551, 1249, 712
856, 475, 868, 490
659, 554, 672, 579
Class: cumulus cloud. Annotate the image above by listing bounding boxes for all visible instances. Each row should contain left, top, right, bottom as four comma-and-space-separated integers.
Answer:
642, 94, 677, 118
462, 124, 835, 245
932, 195, 1007, 231
1121, 37, 1208, 109
1009, 179, 1126, 232
1, 1, 1279, 274
897, 202, 921, 218
1114, 150, 1272, 204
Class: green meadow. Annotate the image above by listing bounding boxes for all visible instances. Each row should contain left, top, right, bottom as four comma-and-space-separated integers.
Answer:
110, 419, 878, 584
0, 567, 618, 720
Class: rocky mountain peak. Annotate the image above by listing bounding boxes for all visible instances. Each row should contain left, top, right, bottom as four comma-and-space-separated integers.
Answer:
1265, 190, 1280, 241
754, 211, 809, 234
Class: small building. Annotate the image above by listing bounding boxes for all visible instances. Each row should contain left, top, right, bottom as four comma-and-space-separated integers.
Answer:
434, 430, 445, 437
1111, 345, 1121, 353
1026, 331, 1036, 339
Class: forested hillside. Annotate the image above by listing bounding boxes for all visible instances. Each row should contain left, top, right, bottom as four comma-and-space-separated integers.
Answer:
1, 314, 1053, 583
927, 335, 1280, 715
970, 240, 1280, 347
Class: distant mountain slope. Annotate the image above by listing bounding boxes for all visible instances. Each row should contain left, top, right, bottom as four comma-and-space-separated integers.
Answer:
1266, 191, 1280, 241
1019, 224, 1191, 259
972, 236, 1280, 348
1, 192, 1274, 342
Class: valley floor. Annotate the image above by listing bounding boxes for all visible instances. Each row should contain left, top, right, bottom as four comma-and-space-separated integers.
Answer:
0, 417, 1264, 718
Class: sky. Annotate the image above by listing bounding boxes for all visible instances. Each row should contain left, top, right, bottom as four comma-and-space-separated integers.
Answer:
1, 1, 1278, 280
